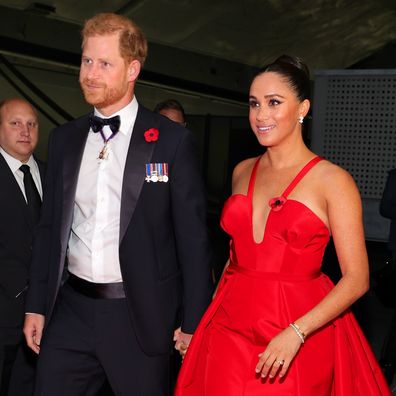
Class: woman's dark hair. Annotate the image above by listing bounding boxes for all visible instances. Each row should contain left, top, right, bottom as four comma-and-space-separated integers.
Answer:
255, 55, 310, 101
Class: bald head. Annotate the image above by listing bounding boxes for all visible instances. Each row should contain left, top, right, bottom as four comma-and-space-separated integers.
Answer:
0, 98, 38, 120
0, 98, 39, 163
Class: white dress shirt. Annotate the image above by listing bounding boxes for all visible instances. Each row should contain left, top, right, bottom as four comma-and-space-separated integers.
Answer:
0, 147, 43, 200
67, 96, 138, 283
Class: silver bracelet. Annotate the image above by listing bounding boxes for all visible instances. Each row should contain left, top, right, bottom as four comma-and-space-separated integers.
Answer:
289, 322, 305, 344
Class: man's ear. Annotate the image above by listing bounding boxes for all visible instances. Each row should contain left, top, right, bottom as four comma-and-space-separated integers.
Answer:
128, 60, 141, 82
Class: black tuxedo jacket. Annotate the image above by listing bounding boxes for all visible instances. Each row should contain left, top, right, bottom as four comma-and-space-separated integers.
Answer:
0, 154, 45, 344
380, 168, 396, 256
26, 104, 213, 355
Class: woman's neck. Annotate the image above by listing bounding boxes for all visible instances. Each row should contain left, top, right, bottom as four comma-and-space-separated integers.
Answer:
263, 144, 314, 170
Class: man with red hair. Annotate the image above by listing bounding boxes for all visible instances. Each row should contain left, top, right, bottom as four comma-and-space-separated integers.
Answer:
24, 13, 212, 395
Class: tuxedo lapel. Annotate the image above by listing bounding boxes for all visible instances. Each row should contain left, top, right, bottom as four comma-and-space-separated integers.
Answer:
37, 159, 46, 187
120, 106, 159, 243
60, 115, 90, 251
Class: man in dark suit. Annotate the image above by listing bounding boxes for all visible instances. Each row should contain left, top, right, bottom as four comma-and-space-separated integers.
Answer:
153, 98, 188, 388
379, 168, 396, 385
0, 98, 44, 395
23, 13, 212, 396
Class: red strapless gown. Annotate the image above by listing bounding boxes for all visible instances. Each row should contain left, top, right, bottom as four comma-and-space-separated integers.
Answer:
175, 156, 391, 395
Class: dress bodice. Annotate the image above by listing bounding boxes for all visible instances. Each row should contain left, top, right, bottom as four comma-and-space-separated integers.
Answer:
220, 156, 330, 277
177, 158, 391, 396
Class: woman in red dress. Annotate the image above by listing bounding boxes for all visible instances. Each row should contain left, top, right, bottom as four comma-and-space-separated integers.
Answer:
175, 55, 391, 395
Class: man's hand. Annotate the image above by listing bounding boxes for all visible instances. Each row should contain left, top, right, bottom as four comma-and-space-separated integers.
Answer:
23, 313, 45, 354
173, 327, 193, 359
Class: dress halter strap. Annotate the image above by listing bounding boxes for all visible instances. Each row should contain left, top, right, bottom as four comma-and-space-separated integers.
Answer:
247, 156, 262, 198
247, 156, 322, 200
282, 156, 322, 198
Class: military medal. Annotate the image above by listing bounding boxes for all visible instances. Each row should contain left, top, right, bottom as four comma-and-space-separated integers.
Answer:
145, 163, 169, 183
145, 163, 153, 182
158, 163, 169, 182
89, 114, 121, 161
98, 143, 109, 160
97, 138, 114, 161
151, 163, 158, 182
162, 163, 169, 182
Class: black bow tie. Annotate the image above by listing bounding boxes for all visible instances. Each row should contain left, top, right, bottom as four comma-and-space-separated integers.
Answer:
89, 115, 120, 134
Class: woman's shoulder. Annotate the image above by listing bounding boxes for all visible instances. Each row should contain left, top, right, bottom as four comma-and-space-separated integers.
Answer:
315, 158, 359, 196
316, 158, 354, 181
233, 156, 260, 177
231, 156, 261, 193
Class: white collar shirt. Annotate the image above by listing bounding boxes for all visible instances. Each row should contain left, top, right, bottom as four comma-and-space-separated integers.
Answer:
0, 147, 43, 201
67, 96, 138, 283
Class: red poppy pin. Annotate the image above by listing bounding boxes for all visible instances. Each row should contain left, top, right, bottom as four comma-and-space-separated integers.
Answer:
268, 196, 287, 212
144, 128, 159, 142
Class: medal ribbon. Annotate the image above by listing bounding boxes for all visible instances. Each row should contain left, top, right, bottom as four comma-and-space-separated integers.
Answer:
89, 115, 121, 160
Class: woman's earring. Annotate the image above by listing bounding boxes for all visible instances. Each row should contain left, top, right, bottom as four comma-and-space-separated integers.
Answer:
299, 116, 304, 124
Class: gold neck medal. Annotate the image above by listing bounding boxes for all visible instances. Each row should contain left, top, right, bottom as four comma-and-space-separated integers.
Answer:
98, 142, 110, 160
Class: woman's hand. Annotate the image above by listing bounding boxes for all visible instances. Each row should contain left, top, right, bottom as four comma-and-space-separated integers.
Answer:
255, 326, 303, 379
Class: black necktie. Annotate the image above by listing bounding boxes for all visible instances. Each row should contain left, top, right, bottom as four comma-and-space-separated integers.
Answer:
20, 164, 42, 225
89, 115, 121, 135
